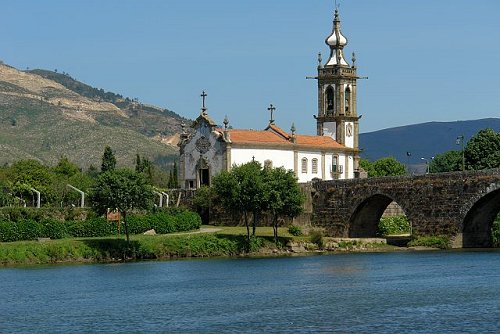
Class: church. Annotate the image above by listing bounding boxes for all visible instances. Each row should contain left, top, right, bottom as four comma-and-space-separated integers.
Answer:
178, 8, 362, 189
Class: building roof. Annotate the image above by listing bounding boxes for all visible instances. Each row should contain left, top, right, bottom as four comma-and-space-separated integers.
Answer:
220, 124, 345, 150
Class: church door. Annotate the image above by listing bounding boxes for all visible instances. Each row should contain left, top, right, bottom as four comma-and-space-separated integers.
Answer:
199, 168, 210, 187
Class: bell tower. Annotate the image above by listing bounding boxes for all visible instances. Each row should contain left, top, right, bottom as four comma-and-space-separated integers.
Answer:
316, 9, 360, 152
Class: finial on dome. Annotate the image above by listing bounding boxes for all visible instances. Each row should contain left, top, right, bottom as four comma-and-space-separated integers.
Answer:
324, 6, 349, 66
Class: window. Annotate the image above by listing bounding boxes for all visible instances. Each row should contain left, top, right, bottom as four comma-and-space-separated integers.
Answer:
345, 86, 351, 114
301, 157, 308, 173
325, 86, 334, 114
332, 155, 338, 173
264, 159, 273, 168
312, 158, 318, 174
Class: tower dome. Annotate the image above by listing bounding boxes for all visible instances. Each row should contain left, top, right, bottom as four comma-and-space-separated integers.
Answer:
325, 9, 349, 66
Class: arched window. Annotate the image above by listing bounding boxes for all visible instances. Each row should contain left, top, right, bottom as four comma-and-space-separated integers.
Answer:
345, 86, 351, 114
301, 157, 308, 173
325, 86, 334, 114
311, 158, 318, 174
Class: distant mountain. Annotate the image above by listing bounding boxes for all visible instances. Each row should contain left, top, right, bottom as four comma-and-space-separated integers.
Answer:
360, 118, 500, 164
0, 63, 185, 170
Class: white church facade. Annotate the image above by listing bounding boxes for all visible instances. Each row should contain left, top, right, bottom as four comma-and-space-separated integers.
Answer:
178, 8, 362, 189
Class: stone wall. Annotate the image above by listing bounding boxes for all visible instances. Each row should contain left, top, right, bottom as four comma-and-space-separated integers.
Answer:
310, 169, 500, 248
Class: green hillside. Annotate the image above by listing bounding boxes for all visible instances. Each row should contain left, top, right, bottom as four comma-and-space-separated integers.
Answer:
0, 63, 182, 170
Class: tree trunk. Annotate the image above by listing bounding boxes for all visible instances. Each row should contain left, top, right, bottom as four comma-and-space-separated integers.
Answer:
244, 211, 250, 243
273, 214, 278, 245
252, 211, 257, 236
123, 210, 130, 245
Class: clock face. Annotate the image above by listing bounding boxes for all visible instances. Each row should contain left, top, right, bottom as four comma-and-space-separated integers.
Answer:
346, 123, 353, 137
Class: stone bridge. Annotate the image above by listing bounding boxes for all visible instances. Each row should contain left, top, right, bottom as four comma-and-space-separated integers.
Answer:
310, 169, 500, 248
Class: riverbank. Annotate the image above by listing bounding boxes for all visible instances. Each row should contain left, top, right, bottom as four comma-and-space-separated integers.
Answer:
0, 226, 444, 267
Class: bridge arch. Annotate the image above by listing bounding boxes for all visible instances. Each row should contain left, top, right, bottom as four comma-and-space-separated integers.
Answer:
348, 193, 409, 238
462, 185, 500, 248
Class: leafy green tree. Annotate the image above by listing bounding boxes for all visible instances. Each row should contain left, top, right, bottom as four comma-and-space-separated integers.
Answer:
464, 128, 500, 170
360, 157, 405, 177
7, 160, 55, 206
101, 146, 116, 173
232, 161, 265, 238
429, 150, 463, 173
359, 158, 375, 176
262, 167, 304, 244
90, 169, 154, 243
135, 154, 153, 181
53, 156, 80, 177
212, 162, 264, 243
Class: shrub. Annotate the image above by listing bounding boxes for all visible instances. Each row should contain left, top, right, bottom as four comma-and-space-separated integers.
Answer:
288, 225, 302, 236
309, 230, 324, 249
378, 216, 411, 236
66, 218, 113, 238
41, 219, 68, 239
0, 221, 18, 242
492, 216, 500, 247
16, 219, 43, 241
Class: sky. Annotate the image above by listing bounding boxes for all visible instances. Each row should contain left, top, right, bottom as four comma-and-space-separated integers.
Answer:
2, 0, 499, 135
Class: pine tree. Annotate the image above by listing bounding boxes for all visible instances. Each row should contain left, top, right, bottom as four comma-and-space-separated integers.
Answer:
101, 146, 116, 172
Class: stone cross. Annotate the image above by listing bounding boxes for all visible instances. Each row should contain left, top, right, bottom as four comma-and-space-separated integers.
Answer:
201, 90, 207, 114
267, 104, 276, 124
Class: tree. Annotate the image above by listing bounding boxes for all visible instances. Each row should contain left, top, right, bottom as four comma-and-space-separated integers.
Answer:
360, 157, 405, 177
135, 154, 153, 181
53, 156, 80, 177
464, 128, 500, 170
7, 160, 55, 205
262, 167, 304, 244
90, 169, 154, 244
212, 162, 264, 243
101, 146, 116, 172
429, 150, 462, 173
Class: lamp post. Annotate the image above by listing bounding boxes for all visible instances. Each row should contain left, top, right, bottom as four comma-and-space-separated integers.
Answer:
456, 135, 465, 171
420, 157, 434, 174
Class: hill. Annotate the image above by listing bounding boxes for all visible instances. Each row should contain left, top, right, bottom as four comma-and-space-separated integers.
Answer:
360, 118, 500, 164
0, 63, 184, 169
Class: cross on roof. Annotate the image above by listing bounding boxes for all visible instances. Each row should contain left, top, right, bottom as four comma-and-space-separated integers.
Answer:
267, 103, 276, 124
200, 90, 207, 114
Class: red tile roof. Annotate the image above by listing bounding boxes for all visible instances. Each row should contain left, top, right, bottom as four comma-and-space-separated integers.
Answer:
221, 124, 345, 149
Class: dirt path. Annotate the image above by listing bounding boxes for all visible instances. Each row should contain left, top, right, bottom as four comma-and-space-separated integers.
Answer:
169, 227, 222, 236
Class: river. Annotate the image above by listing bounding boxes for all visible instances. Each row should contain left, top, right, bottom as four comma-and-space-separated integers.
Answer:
1, 251, 499, 333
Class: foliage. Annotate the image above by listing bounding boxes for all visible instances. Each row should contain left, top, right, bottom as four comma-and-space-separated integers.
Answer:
52, 156, 80, 177
0, 209, 201, 242
288, 225, 303, 236
360, 157, 406, 177
378, 216, 411, 236
309, 230, 324, 249
464, 128, 500, 170
429, 150, 463, 173
407, 236, 450, 249
492, 214, 500, 247
90, 169, 154, 216
262, 167, 304, 244
101, 146, 117, 172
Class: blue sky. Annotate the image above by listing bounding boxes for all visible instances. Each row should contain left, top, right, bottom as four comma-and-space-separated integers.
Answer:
2, 0, 499, 134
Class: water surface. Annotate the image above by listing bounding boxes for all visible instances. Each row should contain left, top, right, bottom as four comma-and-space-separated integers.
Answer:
1, 251, 499, 333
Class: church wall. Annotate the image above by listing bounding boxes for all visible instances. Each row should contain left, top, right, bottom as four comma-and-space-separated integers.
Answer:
231, 147, 294, 171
